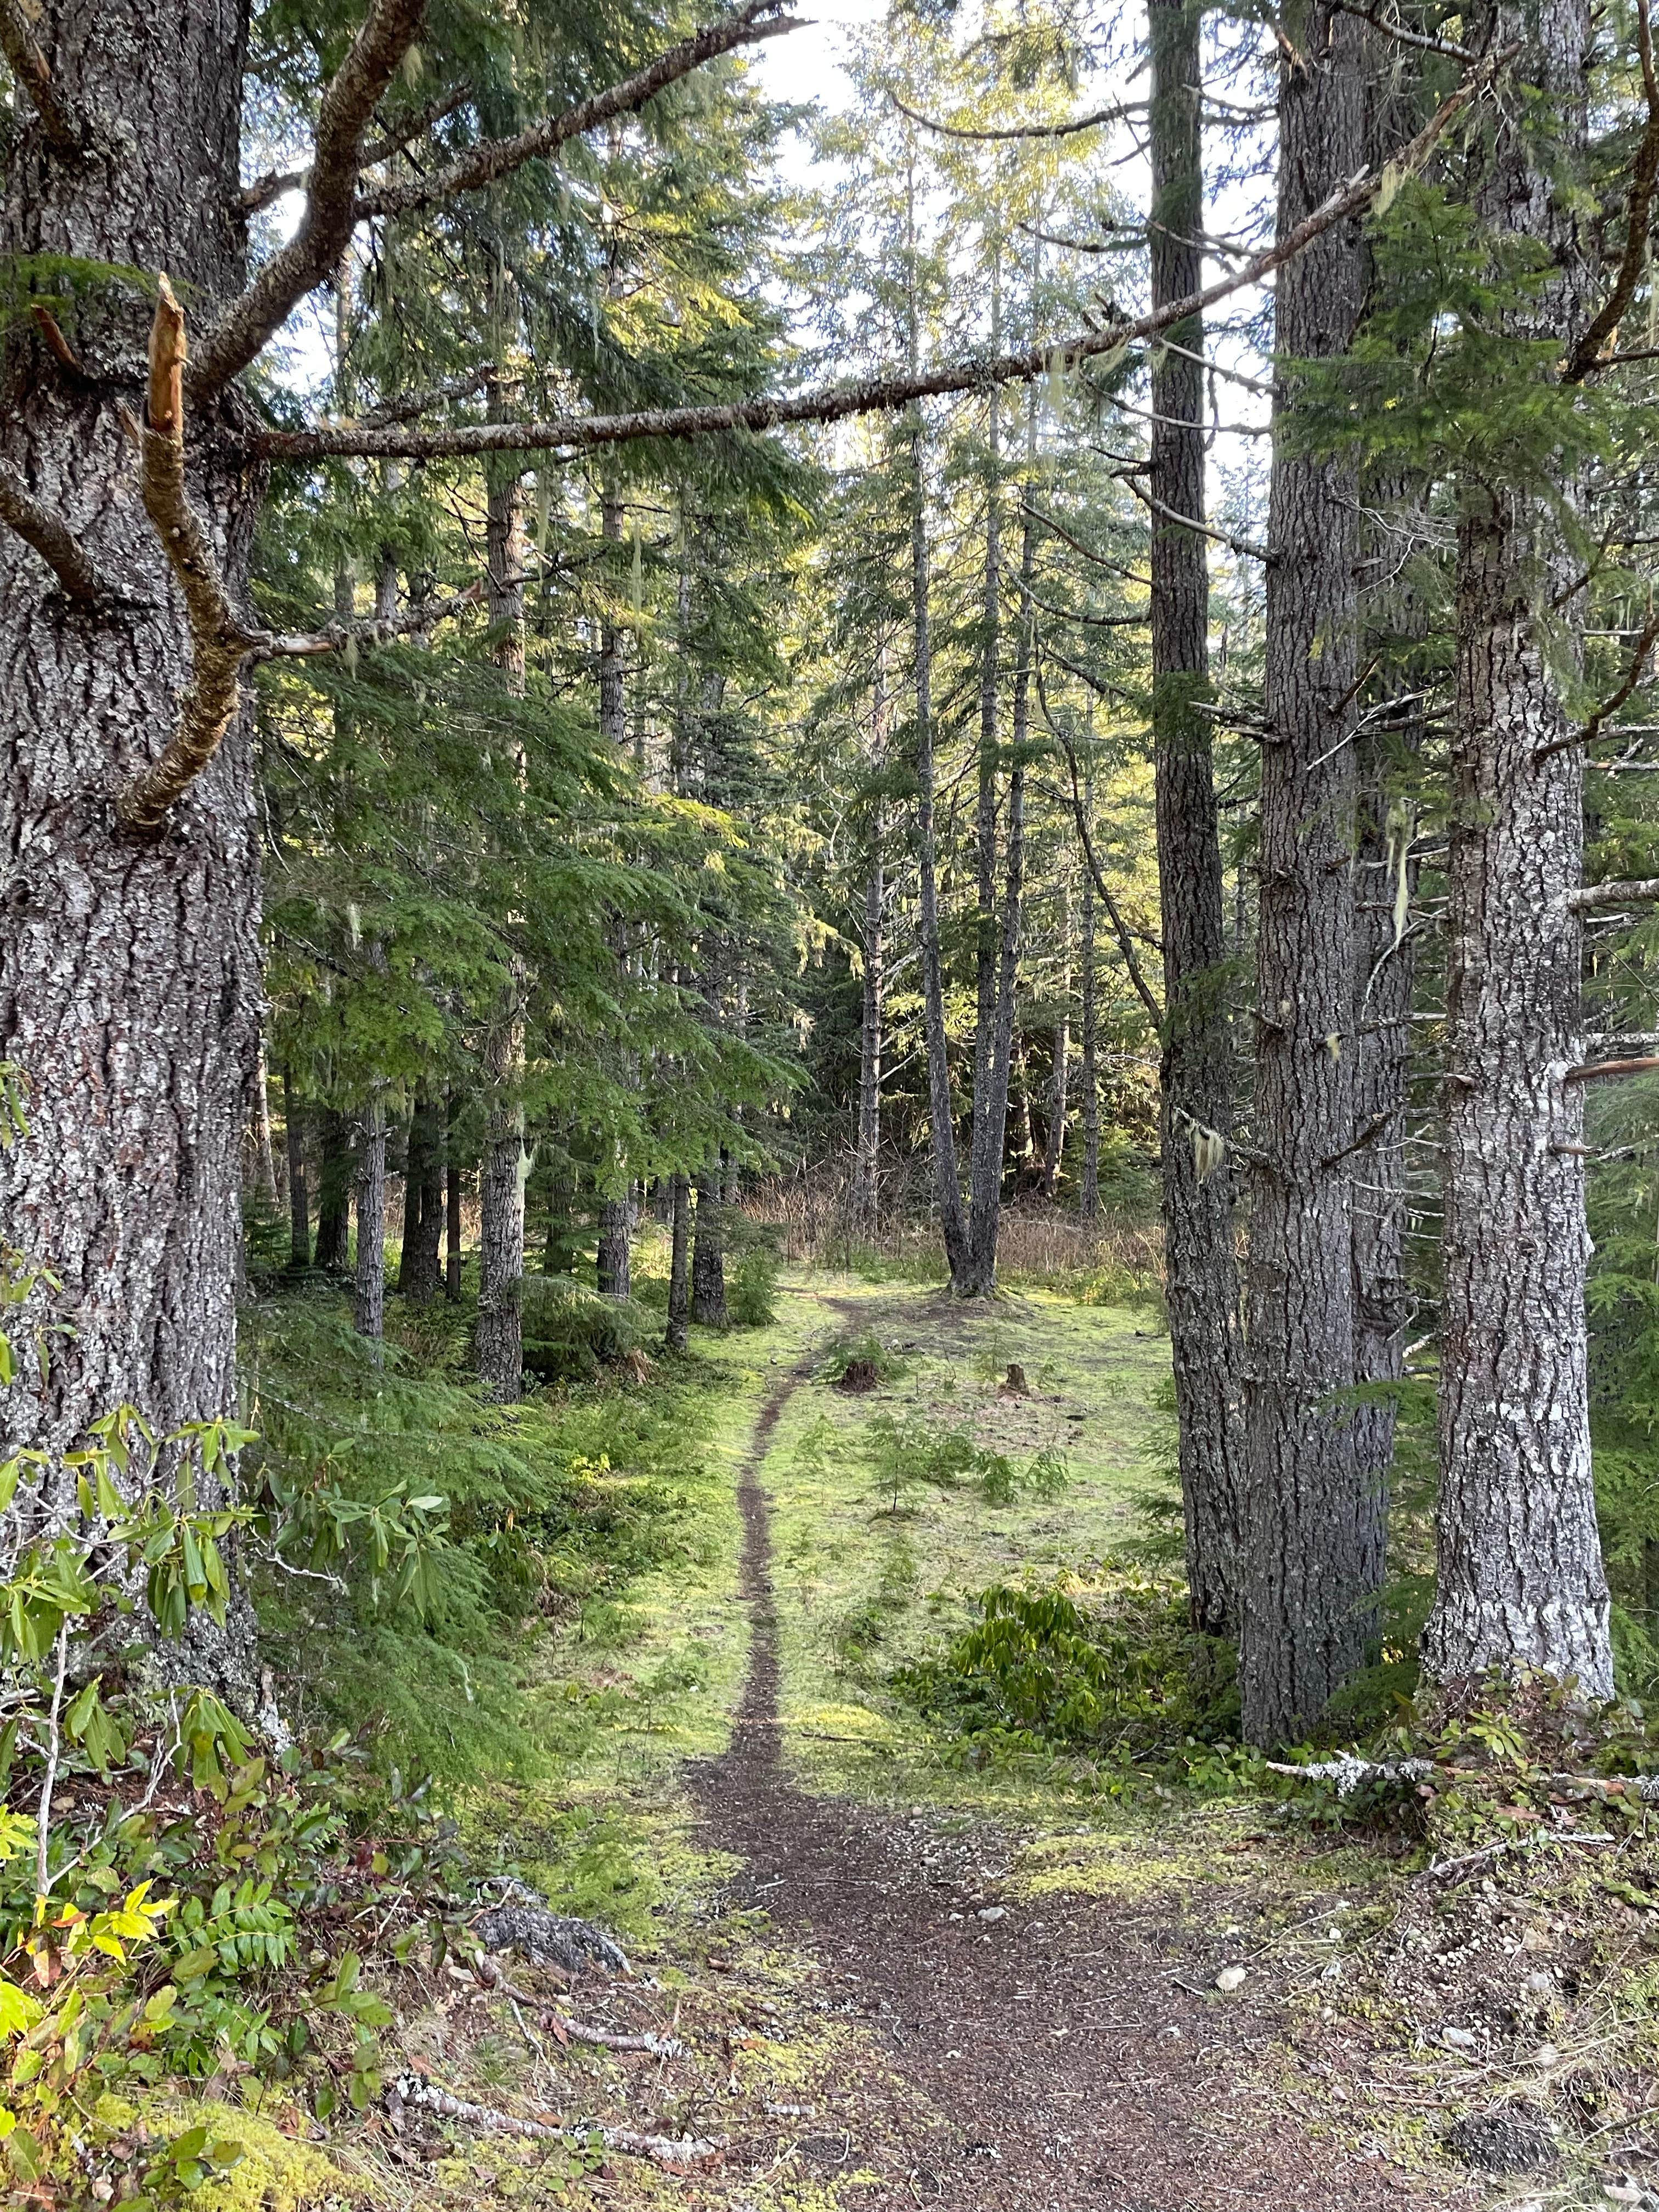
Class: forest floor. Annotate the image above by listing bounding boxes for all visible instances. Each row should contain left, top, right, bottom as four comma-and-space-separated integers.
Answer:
340, 1276, 1657, 2212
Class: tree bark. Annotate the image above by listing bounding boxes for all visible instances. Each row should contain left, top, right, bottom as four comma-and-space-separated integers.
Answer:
597, 1197, 634, 1298
665, 1172, 691, 1351
853, 838, 884, 1240
1423, 0, 1611, 1697
1147, 0, 1246, 1643
397, 1105, 424, 1295
969, 263, 1003, 1231
691, 1167, 727, 1326
0, 0, 259, 1491
353, 1097, 386, 1343
1242, 0, 1373, 1742
283, 1069, 311, 1272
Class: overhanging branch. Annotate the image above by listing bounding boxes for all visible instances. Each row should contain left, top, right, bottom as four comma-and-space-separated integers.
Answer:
353, 0, 801, 224
1564, 0, 1659, 382
261, 46, 1510, 467
889, 90, 1139, 143
239, 86, 471, 213
190, 0, 427, 400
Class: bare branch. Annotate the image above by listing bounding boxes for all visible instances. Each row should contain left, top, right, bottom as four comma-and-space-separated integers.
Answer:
1534, 608, 1659, 760
0, 0, 82, 155
1564, 1054, 1659, 1084
0, 462, 106, 601
1330, 0, 1475, 61
354, 0, 801, 224
249, 584, 482, 661
1570, 876, 1659, 910
263, 49, 1511, 467
1121, 473, 1271, 563
189, 0, 427, 400
356, 366, 496, 427
1565, 0, 1659, 382
890, 89, 1140, 144
239, 85, 471, 213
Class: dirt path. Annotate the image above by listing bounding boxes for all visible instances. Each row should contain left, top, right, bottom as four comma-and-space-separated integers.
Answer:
689, 1340, 1455, 2212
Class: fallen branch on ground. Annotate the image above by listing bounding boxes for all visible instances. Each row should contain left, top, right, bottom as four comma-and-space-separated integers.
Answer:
473, 1884, 630, 1974
1267, 1756, 1659, 1802
386, 2074, 724, 2164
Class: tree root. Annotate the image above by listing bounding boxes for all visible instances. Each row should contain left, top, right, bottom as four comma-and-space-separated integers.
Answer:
386, 2074, 724, 2165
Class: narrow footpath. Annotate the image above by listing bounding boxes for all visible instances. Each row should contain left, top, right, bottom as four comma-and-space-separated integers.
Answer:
689, 1347, 1459, 2212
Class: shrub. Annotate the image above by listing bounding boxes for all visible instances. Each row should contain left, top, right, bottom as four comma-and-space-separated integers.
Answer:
862, 1415, 1069, 1513
822, 1329, 909, 1389
520, 1280, 642, 1383
894, 1572, 1238, 1767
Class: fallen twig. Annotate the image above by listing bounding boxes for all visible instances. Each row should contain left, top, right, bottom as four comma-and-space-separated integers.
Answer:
1266, 1756, 1659, 1803
386, 2074, 724, 2165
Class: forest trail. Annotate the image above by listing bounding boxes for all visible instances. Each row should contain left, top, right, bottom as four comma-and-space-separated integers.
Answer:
686, 1299, 1460, 2212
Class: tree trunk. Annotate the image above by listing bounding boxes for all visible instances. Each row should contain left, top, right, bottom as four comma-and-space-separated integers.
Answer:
665, 1172, 691, 1351
400, 1090, 443, 1304
1423, 0, 1610, 1697
961, 409, 1035, 1296
853, 842, 884, 1240
691, 1167, 727, 1326
969, 261, 1003, 1231
353, 1098, 386, 1344
253, 1038, 278, 1206
912, 420, 971, 1284
476, 417, 527, 1400
596, 1196, 633, 1298
0, 0, 259, 1492
1242, 0, 1373, 1742
1147, 0, 1246, 1643
1079, 834, 1102, 1226
1041, 884, 1071, 1199
283, 1070, 311, 1272
445, 1091, 464, 1301
315, 1108, 353, 1273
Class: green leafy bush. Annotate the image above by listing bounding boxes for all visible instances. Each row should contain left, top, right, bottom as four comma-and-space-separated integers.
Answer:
728, 1248, 780, 1327
520, 1280, 643, 1383
894, 1573, 1238, 1769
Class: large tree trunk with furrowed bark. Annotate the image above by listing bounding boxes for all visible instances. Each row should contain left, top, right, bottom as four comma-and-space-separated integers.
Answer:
1243, 0, 1376, 1742
1424, 0, 1611, 1697
0, 0, 263, 1707
1147, 0, 1245, 1642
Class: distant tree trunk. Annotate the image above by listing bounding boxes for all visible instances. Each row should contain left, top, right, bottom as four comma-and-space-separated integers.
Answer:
476, 413, 527, 1401
962, 393, 1035, 1295
665, 1172, 692, 1351
691, 1167, 727, 1326
969, 258, 1003, 1231
1148, 0, 1245, 1643
1041, 885, 1071, 1199
1242, 0, 1372, 1743
912, 420, 971, 1283
353, 1098, 386, 1344
397, 1108, 424, 1295
283, 1070, 311, 1271
853, 840, 884, 1239
596, 1197, 633, 1298
315, 1109, 352, 1273
252, 1040, 278, 1207
1079, 834, 1102, 1224
445, 1092, 464, 1301
1423, 0, 1611, 1699
400, 1091, 443, 1304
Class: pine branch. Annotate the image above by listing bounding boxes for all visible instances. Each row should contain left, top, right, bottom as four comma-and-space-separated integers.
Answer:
355, 366, 498, 428
353, 0, 802, 224
1564, 1054, 1659, 1084
1565, 0, 1659, 382
189, 0, 428, 399
239, 86, 471, 213
889, 91, 1141, 143
263, 52, 1511, 466
116, 283, 261, 832
0, 462, 106, 601
1534, 608, 1659, 760
1121, 475, 1271, 563
0, 0, 82, 155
